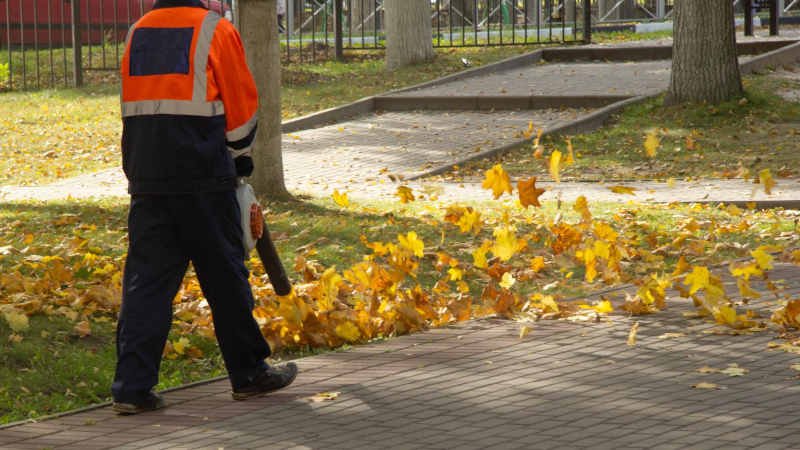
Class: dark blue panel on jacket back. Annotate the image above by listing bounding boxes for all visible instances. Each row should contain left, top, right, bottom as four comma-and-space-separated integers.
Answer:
122, 114, 236, 194
130, 27, 194, 76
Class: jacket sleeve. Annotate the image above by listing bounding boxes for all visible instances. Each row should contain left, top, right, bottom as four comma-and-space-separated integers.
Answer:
208, 18, 258, 177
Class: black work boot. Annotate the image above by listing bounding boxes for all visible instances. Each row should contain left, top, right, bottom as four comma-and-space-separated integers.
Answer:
232, 362, 298, 401
112, 391, 166, 415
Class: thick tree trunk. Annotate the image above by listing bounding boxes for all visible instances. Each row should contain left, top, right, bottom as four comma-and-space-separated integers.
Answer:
666, 0, 742, 105
385, 0, 434, 71
239, 0, 291, 199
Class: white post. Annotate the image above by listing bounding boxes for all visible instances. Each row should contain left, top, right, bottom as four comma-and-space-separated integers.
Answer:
656, 0, 665, 18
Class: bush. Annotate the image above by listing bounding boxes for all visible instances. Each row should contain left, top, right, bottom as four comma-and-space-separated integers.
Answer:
0, 63, 9, 91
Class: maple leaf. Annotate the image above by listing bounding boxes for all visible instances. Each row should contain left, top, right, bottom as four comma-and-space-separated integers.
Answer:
309, 391, 341, 402
608, 185, 636, 195
332, 189, 349, 207
692, 382, 720, 389
73, 320, 92, 338
396, 185, 415, 204
482, 164, 513, 199
335, 321, 361, 342
593, 300, 614, 314
448, 267, 463, 281
750, 247, 774, 271
565, 138, 575, 165
759, 168, 776, 195
684, 266, 710, 295
573, 196, 591, 223
472, 240, 492, 269
1, 308, 29, 333
644, 130, 660, 158
771, 299, 800, 329
517, 177, 546, 208
173, 337, 190, 355
627, 322, 639, 346
492, 226, 521, 262
456, 208, 482, 234
398, 232, 424, 258
530, 256, 546, 273
720, 364, 748, 377
499, 272, 516, 290
549, 150, 562, 183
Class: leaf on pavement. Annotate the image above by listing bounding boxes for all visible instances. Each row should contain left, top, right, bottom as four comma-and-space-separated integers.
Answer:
396, 185, 415, 204
692, 382, 720, 389
696, 366, 720, 374
608, 185, 636, 195
627, 321, 639, 346
309, 391, 340, 402
519, 324, 532, 339
720, 364, 748, 377
759, 168, 776, 195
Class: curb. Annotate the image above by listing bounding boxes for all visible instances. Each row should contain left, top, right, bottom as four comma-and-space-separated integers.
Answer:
405, 94, 658, 181
0, 376, 229, 431
373, 94, 633, 111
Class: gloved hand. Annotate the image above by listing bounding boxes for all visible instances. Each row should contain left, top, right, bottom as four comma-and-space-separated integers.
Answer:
235, 155, 254, 177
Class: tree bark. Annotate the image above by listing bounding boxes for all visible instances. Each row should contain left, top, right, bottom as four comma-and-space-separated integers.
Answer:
384, 0, 434, 71
666, 0, 742, 105
238, 0, 291, 199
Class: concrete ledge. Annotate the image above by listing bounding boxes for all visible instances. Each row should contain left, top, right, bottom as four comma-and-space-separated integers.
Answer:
740, 40, 800, 74
542, 40, 798, 62
689, 200, 800, 210
281, 97, 375, 133
374, 95, 632, 111
405, 94, 657, 181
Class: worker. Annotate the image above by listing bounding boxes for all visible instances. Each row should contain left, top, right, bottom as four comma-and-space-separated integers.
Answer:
111, 0, 297, 414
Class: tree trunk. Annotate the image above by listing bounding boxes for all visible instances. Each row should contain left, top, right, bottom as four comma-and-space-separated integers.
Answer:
385, 0, 434, 71
239, 0, 291, 199
666, 0, 742, 105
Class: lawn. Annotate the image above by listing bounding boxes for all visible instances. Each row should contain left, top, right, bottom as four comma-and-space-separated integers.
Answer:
0, 45, 542, 187
449, 74, 800, 182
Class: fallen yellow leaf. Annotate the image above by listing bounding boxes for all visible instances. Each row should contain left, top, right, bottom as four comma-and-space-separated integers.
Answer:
608, 185, 636, 195
692, 382, 719, 389
627, 321, 639, 346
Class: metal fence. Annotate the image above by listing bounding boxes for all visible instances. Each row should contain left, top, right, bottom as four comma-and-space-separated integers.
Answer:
2, 0, 799, 91
283, 0, 590, 62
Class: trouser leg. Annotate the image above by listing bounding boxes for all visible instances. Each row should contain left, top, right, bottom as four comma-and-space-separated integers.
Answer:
112, 196, 188, 403
174, 191, 271, 390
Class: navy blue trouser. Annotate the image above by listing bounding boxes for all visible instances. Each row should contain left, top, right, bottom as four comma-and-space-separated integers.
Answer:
112, 191, 271, 403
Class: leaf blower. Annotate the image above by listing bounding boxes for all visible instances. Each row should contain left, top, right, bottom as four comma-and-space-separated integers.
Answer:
236, 179, 292, 296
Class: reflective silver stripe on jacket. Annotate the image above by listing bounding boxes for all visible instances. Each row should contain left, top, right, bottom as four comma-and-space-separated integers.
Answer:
122, 11, 223, 118
226, 112, 258, 142
122, 100, 225, 117
228, 146, 253, 159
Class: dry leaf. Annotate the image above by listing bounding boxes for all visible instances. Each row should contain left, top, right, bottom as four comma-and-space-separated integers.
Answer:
519, 325, 532, 339
627, 322, 639, 346
310, 391, 340, 402
692, 382, 720, 389
720, 364, 748, 377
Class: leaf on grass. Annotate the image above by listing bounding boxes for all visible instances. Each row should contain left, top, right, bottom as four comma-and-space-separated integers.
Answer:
73, 320, 92, 337
396, 185, 415, 204
608, 185, 636, 195
627, 321, 639, 346
2, 309, 29, 333
644, 130, 660, 158
573, 196, 592, 223
398, 232, 424, 258
499, 272, 516, 290
332, 189, 349, 207
518, 177, 546, 208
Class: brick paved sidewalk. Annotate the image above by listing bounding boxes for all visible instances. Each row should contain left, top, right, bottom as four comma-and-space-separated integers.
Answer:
2, 263, 798, 450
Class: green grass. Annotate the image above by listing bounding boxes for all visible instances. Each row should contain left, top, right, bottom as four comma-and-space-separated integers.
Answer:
453, 73, 800, 181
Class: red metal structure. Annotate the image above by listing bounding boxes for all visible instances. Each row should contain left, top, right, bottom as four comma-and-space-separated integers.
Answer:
0, 0, 229, 47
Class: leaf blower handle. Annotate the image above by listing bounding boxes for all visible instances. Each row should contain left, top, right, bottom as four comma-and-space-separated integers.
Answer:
255, 224, 292, 296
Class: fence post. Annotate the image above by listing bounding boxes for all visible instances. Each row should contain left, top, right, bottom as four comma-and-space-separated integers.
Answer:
770, 0, 779, 35
70, 0, 83, 87
583, 0, 591, 44
334, 0, 343, 60
744, 0, 754, 36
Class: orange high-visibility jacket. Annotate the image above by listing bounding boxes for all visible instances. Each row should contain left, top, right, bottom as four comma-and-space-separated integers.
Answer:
121, 0, 258, 194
